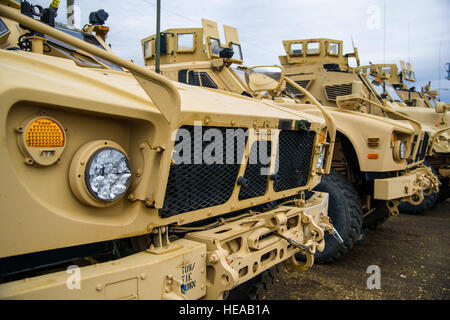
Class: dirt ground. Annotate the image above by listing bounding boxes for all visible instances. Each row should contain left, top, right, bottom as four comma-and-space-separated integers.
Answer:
264, 199, 450, 300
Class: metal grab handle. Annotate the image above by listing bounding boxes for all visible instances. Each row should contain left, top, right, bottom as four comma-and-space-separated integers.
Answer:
284, 77, 337, 174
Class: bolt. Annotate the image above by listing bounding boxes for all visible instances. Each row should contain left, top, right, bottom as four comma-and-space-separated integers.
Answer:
96, 285, 102, 291
209, 254, 219, 264
141, 273, 146, 280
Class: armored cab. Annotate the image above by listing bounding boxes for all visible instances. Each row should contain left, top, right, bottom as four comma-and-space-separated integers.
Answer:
0, 1, 339, 299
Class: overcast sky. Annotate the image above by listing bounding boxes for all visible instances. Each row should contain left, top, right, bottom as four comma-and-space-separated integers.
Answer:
30, 0, 450, 101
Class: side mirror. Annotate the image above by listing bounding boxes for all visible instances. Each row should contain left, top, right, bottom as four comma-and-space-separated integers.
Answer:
245, 66, 285, 94
435, 102, 449, 113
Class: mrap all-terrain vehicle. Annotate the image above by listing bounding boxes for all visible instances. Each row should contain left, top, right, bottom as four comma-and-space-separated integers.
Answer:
0, 1, 339, 299
140, 22, 439, 263
356, 62, 449, 203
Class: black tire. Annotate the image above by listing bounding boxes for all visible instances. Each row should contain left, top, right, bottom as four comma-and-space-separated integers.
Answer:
363, 200, 391, 230
309, 170, 363, 264
398, 192, 439, 215
437, 177, 449, 202
226, 265, 280, 300
398, 163, 439, 215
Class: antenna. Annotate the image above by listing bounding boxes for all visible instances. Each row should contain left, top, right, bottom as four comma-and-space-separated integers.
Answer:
155, 0, 161, 74
408, 22, 410, 64
383, 0, 386, 64
438, 41, 441, 99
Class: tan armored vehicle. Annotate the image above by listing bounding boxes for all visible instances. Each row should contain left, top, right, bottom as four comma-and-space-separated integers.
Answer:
140, 23, 439, 263
356, 62, 449, 204
0, 1, 340, 300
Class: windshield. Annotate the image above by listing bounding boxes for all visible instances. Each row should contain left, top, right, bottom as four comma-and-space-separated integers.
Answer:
385, 83, 404, 102
44, 26, 123, 71
368, 75, 385, 96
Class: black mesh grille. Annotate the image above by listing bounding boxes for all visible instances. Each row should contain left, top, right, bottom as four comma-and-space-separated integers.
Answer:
325, 83, 353, 101
415, 132, 429, 162
274, 130, 315, 192
159, 126, 248, 218
286, 80, 310, 96
238, 141, 272, 201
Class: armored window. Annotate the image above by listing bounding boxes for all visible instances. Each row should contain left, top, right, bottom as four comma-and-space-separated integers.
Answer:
328, 42, 340, 56
368, 75, 385, 97
44, 26, 123, 71
178, 69, 200, 86
187, 70, 201, 86
210, 38, 222, 56
143, 39, 154, 58
232, 67, 246, 84
306, 42, 320, 55
290, 43, 303, 56
382, 66, 392, 77
199, 72, 218, 89
0, 18, 8, 37
385, 83, 404, 102
177, 33, 195, 52
178, 70, 217, 89
231, 43, 243, 61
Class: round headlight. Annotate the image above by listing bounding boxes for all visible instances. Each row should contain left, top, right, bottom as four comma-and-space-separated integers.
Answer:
317, 145, 326, 169
86, 148, 131, 201
69, 140, 132, 207
438, 136, 449, 150
393, 140, 407, 161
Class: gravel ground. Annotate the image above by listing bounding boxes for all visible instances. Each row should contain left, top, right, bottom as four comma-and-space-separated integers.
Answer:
263, 199, 450, 300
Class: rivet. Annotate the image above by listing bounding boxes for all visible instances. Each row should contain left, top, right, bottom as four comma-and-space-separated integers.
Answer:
96, 285, 102, 291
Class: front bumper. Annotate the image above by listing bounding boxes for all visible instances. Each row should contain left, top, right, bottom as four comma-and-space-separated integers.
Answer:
373, 165, 440, 214
0, 192, 330, 300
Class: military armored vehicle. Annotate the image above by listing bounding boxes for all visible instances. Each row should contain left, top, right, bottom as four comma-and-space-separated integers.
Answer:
0, 1, 340, 299
357, 62, 449, 204
279, 39, 444, 215
140, 23, 439, 263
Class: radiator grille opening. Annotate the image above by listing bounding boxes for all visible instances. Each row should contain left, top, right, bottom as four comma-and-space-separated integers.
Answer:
273, 130, 315, 192
238, 141, 272, 201
285, 80, 311, 96
159, 126, 248, 218
325, 83, 353, 101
